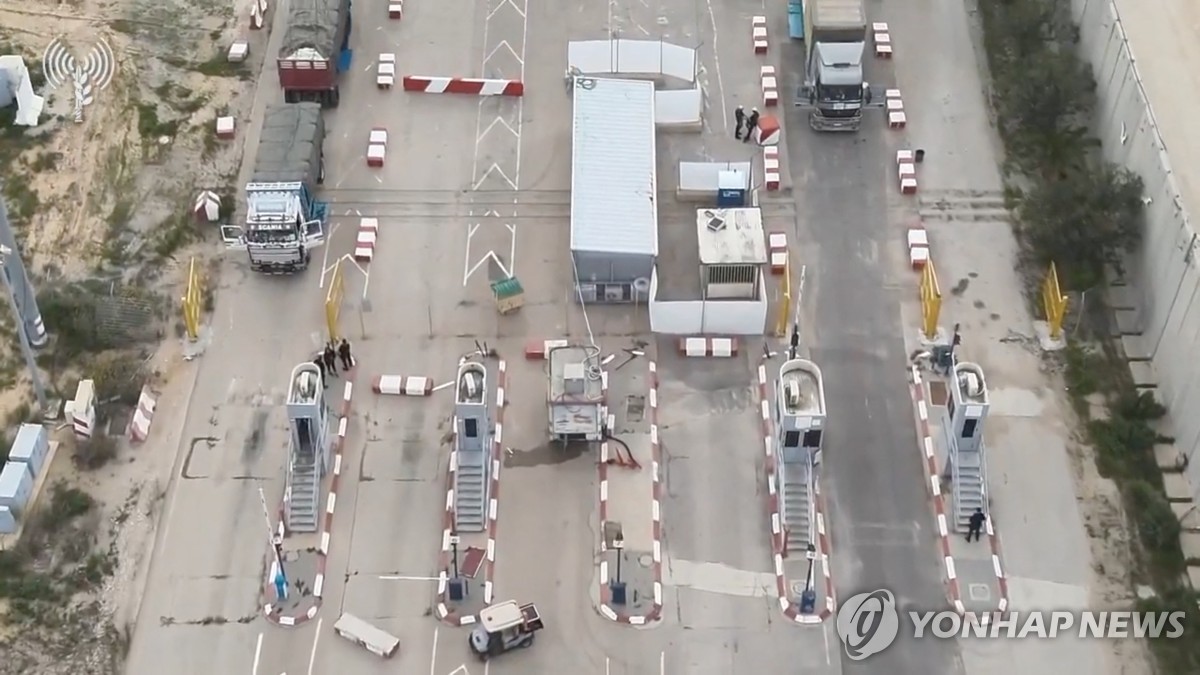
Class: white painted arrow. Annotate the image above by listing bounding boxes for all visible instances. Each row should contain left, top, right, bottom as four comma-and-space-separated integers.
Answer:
472, 163, 518, 191
483, 40, 524, 68
487, 0, 524, 20
475, 115, 519, 144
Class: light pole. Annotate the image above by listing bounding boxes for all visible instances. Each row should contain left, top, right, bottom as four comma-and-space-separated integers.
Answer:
0, 245, 48, 415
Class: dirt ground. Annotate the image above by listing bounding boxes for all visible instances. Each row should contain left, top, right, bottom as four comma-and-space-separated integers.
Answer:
0, 0, 259, 671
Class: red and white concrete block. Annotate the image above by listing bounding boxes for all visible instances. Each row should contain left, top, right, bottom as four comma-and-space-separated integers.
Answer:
887, 88, 907, 130
761, 66, 779, 107
758, 364, 836, 623
436, 361, 507, 625
754, 114, 781, 147
763, 145, 781, 193
354, 216, 379, 262
264, 379, 354, 625
873, 22, 892, 58
366, 128, 387, 167
907, 225, 931, 270
377, 53, 396, 89
403, 76, 524, 97
599, 362, 664, 624
524, 338, 570, 360
679, 337, 738, 358
372, 374, 434, 396
388, 0, 402, 18
126, 386, 157, 443
908, 366, 1009, 620
768, 230, 788, 273
752, 16, 768, 54
898, 159, 918, 195
215, 116, 235, 139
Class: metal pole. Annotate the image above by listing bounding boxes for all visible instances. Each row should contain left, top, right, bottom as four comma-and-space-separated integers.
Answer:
804, 544, 816, 593
0, 260, 47, 414
259, 487, 286, 581
451, 532, 460, 579
615, 548, 622, 584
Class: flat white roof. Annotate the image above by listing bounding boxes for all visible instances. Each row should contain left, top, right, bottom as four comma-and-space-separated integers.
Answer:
570, 78, 658, 256
479, 600, 523, 631
696, 208, 767, 265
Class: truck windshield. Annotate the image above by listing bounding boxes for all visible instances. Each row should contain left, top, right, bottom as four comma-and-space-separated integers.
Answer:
818, 84, 862, 103
245, 227, 301, 245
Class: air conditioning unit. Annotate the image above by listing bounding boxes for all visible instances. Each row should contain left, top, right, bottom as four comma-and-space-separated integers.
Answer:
958, 371, 983, 398
784, 381, 802, 408
577, 283, 597, 303
563, 363, 586, 395
603, 284, 626, 302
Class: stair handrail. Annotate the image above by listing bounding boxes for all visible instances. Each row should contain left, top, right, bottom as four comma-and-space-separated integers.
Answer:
806, 450, 817, 550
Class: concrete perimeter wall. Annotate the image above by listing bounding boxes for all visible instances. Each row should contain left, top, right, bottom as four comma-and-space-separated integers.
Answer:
1070, 0, 1200, 498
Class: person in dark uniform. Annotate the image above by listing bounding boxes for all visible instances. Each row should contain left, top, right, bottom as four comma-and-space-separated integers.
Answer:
966, 508, 986, 542
734, 105, 746, 140
323, 343, 338, 377
312, 355, 328, 388
338, 338, 354, 371
744, 108, 760, 143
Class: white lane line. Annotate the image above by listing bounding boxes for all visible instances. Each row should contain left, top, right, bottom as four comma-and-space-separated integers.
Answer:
429, 627, 439, 675
660, 651, 666, 675
606, 657, 610, 675
823, 620, 831, 664
306, 618, 322, 675
379, 575, 441, 581
252, 633, 263, 675
703, 0, 729, 131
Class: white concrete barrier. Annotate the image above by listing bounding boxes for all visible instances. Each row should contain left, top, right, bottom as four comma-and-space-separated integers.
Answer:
372, 375, 434, 396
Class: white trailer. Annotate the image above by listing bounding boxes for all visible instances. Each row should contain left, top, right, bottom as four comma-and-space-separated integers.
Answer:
333, 613, 400, 658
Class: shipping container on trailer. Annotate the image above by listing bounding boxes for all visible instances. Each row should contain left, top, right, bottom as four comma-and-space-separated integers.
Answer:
277, 0, 353, 107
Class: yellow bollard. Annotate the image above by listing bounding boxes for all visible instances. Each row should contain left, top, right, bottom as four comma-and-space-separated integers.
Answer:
775, 258, 792, 337
919, 260, 942, 341
324, 259, 345, 342
181, 257, 202, 341
1042, 262, 1069, 340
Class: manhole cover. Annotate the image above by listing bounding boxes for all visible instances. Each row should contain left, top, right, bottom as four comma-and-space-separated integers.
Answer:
625, 395, 645, 422
638, 554, 653, 567
790, 581, 807, 597
928, 380, 949, 406
968, 583, 992, 601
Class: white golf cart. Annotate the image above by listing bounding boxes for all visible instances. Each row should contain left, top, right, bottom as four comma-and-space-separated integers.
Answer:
468, 600, 544, 660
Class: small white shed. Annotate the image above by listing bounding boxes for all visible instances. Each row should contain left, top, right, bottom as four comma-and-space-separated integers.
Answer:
0, 461, 33, 517
9, 423, 49, 477
695, 208, 768, 299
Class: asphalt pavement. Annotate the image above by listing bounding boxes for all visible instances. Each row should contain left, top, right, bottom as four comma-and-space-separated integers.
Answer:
780, 14, 967, 675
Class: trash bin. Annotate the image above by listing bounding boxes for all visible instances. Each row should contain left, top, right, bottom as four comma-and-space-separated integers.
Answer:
610, 581, 628, 606
915, 149, 925, 163
448, 578, 466, 601
800, 589, 817, 614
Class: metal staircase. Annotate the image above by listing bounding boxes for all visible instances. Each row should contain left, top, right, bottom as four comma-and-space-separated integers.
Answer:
951, 451, 986, 532
781, 460, 814, 556
287, 454, 320, 533
454, 453, 487, 532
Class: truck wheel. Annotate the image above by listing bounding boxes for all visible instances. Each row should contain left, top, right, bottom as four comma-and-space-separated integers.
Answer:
328, 88, 340, 108
285, 90, 297, 104
318, 158, 326, 184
